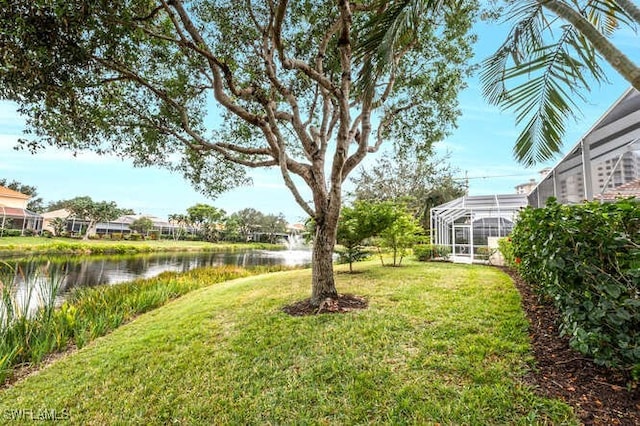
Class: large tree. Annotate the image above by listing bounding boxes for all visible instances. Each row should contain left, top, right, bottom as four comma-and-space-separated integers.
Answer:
0, 0, 477, 305
64, 196, 123, 240
260, 213, 288, 244
186, 203, 226, 241
228, 208, 264, 242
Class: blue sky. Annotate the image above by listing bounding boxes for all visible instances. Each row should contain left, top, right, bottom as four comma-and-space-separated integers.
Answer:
1, 14, 638, 223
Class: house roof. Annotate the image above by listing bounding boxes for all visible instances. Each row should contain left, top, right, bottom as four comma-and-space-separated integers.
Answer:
431, 194, 529, 224
0, 206, 42, 218
0, 185, 30, 200
42, 208, 72, 219
594, 178, 640, 201
112, 214, 171, 227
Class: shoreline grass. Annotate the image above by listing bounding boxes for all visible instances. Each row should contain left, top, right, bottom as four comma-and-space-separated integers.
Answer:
0, 261, 576, 424
0, 264, 295, 384
0, 237, 282, 258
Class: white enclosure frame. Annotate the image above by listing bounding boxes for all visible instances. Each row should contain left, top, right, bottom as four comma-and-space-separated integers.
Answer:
430, 194, 528, 263
529, 87, 640, 207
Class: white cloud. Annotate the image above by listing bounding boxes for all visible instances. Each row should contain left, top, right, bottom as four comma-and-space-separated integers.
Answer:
0, 102, 25, 130
0, 135, 121, 165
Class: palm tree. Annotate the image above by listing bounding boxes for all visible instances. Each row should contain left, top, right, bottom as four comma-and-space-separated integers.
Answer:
357, 1, 640, 166
482, 0, 640, 166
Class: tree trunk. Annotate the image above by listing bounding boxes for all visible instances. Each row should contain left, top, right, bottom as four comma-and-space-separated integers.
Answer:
83, 220, 97, 240
310, 216, 339, 307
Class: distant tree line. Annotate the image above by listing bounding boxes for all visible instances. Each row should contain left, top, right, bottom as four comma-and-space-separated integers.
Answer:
1, 177, 294, 243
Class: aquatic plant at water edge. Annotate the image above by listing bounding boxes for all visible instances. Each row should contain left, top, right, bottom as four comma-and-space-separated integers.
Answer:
0, 264, 292, 384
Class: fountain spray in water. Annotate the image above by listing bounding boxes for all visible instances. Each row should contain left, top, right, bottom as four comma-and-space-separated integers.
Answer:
284, 233, 305, 250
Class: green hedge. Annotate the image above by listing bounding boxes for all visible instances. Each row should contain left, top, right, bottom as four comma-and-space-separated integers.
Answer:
413, 244, 451, 261
511, 199, 640, 377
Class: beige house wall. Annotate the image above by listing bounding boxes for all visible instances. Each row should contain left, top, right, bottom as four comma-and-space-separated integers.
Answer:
0, 194, 28, 209
42, 209, 72, 233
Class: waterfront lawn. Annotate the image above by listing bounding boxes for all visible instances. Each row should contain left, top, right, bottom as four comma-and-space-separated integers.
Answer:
0, 265, 292, 383
0, 261, 576, 424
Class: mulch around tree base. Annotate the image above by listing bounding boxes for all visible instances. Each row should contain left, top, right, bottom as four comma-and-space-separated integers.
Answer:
504, 268, 639, 425
282, 294, 368, 316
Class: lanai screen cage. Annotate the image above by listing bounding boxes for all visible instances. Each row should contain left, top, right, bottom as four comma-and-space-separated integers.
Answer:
430, 194, 528, 263
529, 87, 640, 207
0, 206, 42, 236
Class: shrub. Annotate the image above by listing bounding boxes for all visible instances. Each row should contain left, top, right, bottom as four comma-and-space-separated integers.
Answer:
511, 199, 640, 376
414, 244, 451, 261
474, 246, 493, 261
497, 237, 515, 267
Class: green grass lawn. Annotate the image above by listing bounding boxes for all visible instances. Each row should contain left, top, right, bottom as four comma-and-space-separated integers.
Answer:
0, 261, 576, 425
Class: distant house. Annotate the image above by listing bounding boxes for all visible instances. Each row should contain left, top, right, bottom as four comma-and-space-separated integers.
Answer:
41, 208, 72, 234
514, 179, 537, 195
594, 177, 640, 201
95, 214, 181, 237
0, 185, 43, 235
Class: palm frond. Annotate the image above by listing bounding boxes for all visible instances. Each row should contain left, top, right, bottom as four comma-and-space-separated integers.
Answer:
354, 0, 445, 97
481, 0, 621, 166
580, 0, 635, 32
480, 2, 546, 105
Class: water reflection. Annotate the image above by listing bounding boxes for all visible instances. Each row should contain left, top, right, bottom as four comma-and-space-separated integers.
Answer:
1, 249, 312, 295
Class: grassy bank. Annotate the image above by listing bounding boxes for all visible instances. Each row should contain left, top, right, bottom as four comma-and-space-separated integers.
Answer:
0, 261, 576, 424
0, 265, 292, 383
0, 237, 281, 257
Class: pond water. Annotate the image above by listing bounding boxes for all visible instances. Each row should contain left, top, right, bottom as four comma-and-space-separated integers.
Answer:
1, 249, 312, 292
0, 249, 312, 319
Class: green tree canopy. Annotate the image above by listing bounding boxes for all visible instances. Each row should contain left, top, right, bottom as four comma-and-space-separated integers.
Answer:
186, 203, 226, 242
0, 0, 478, 305
336, 200, 398, 272
349, 153, 465, 230
228, 208, 264, 242
260, 213, 288, 244
377, 206, 422, 267
129, 216, 154, 236
63, 196, 124, 240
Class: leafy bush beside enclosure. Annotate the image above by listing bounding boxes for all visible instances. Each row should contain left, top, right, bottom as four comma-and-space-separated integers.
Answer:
511, 199, 640, 376
414, 244, 451, 261
497, 237, 515, 267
